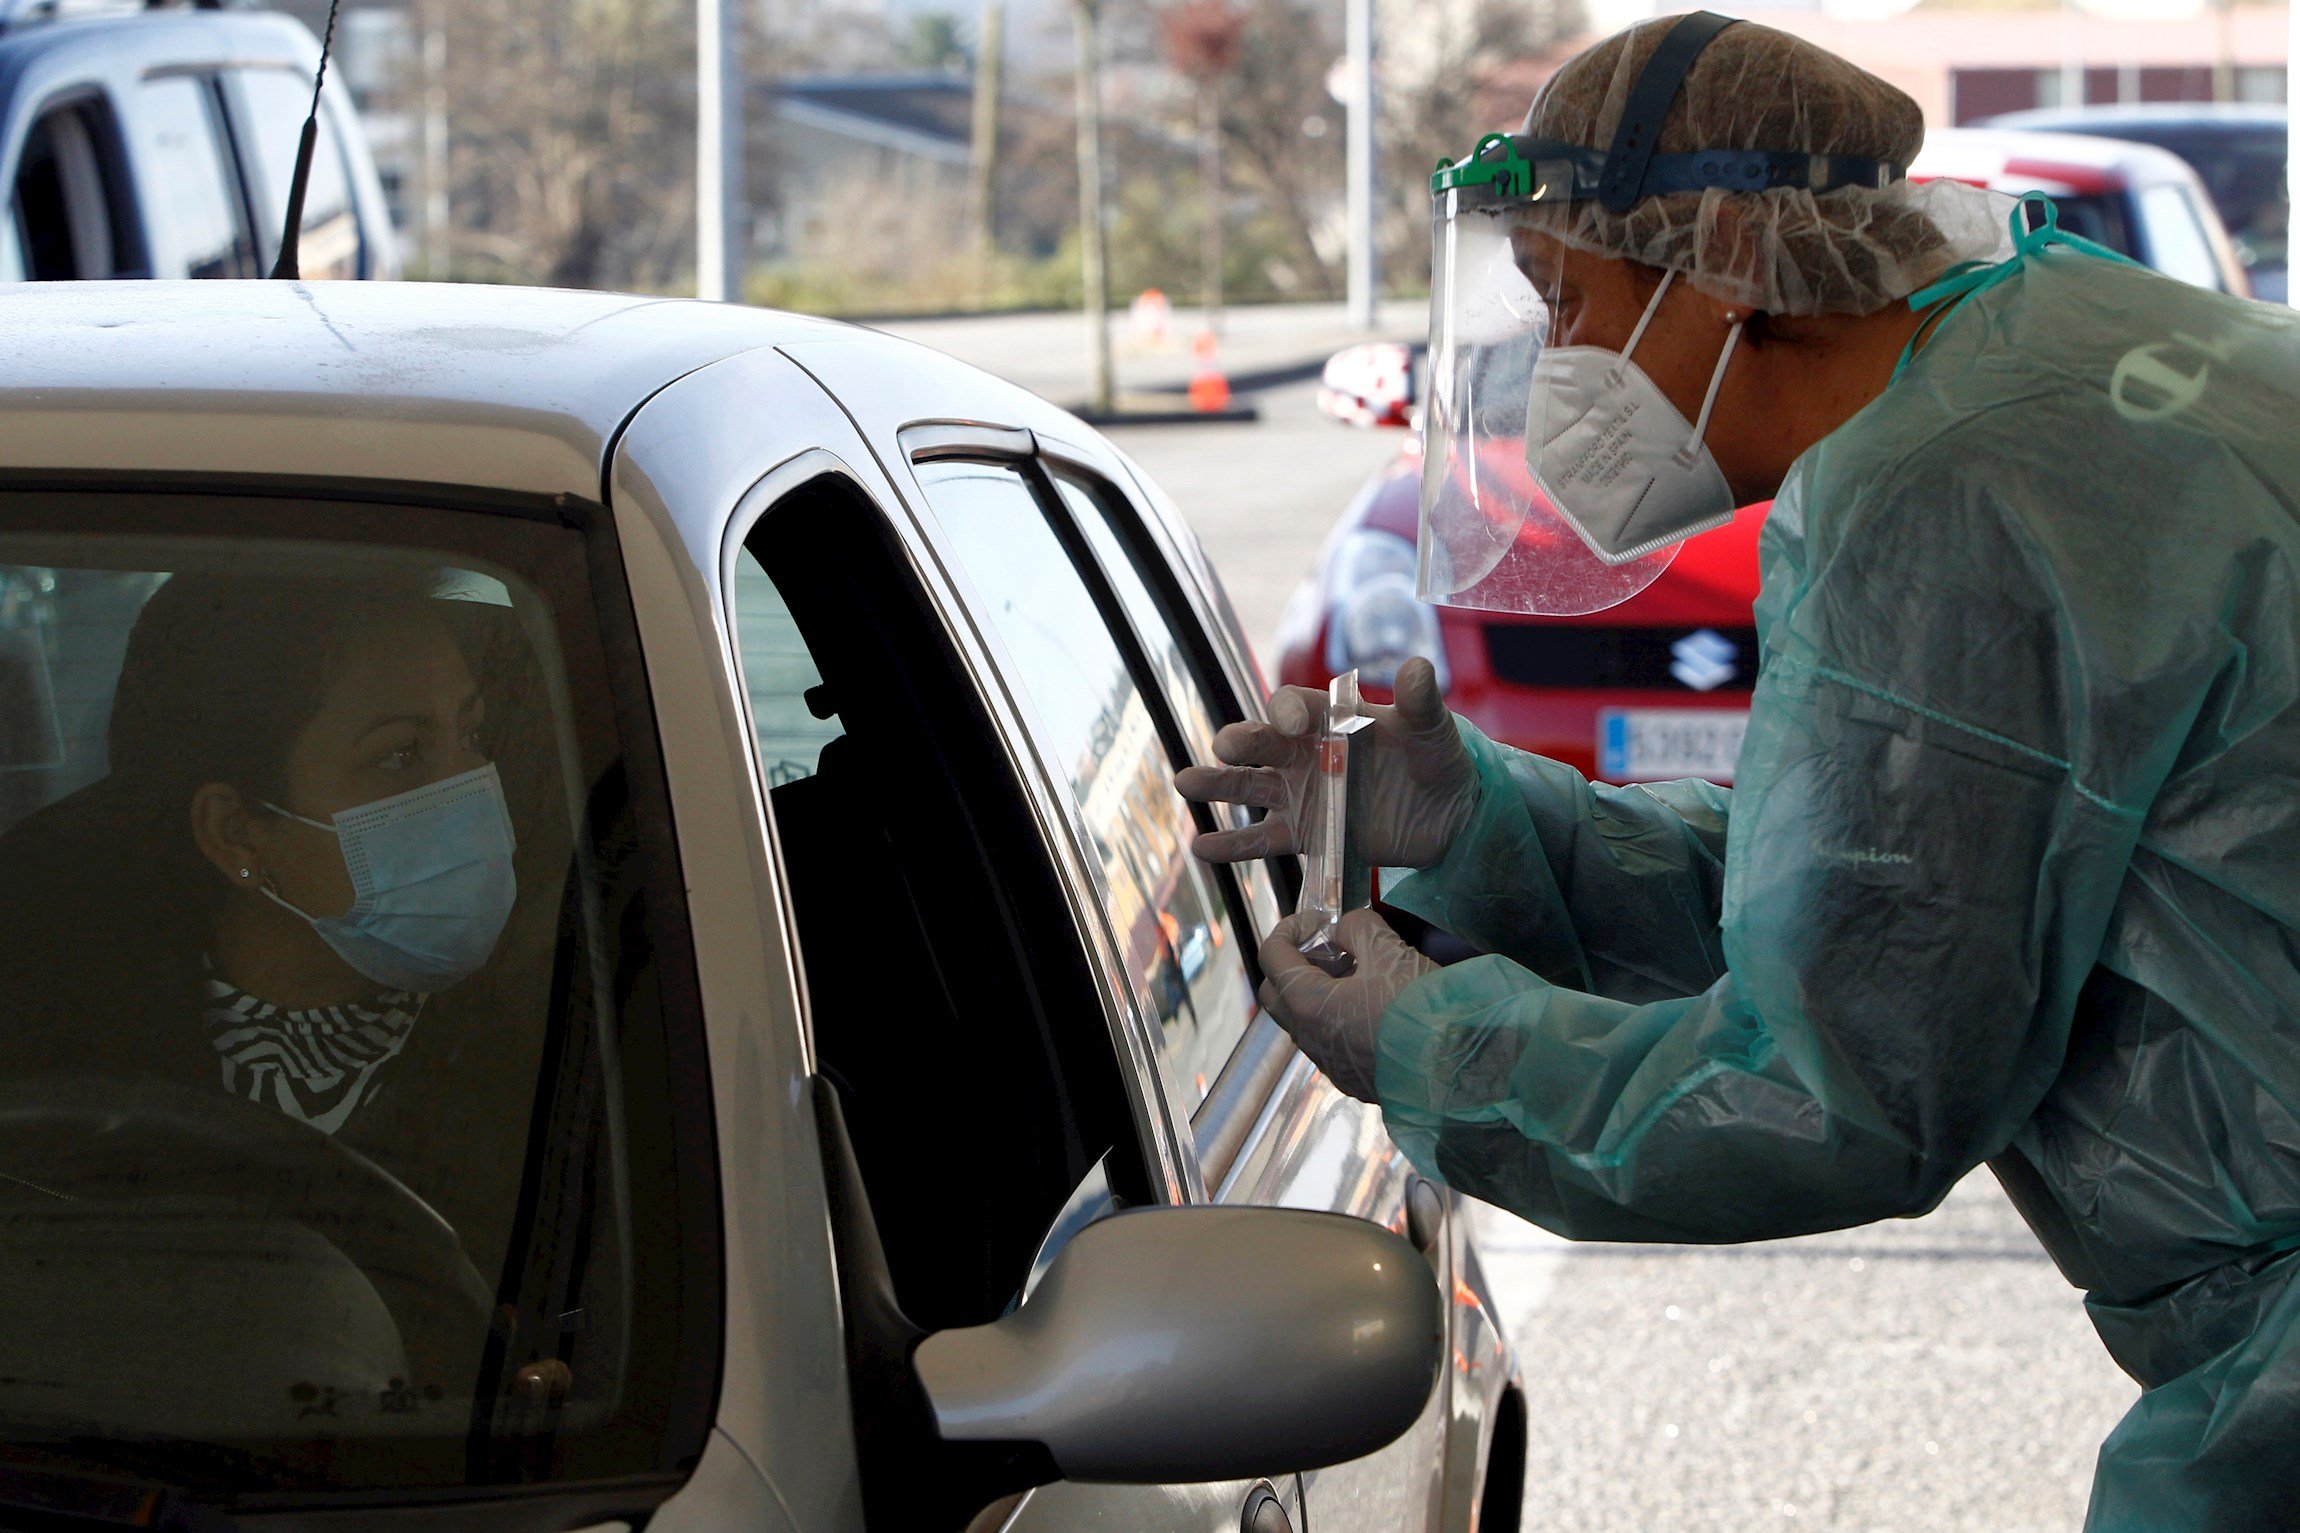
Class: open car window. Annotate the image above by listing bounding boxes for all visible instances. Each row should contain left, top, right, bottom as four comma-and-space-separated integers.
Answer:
729, 471, 1156, 1337
0, 492, 713, 1509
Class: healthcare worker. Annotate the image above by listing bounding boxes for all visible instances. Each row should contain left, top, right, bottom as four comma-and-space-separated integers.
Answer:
1177, 14, 2300, 1531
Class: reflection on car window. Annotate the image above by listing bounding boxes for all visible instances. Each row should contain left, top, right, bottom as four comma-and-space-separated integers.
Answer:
137, 77, 255, 279
1047, 472, 1281, 936
916, 459, 1256, 1118
733, 546, 845, 784
0, 507, 704, 1499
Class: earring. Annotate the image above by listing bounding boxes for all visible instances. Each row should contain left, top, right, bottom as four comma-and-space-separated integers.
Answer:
238, 868, 252, 879
1723, 310, 1741, 324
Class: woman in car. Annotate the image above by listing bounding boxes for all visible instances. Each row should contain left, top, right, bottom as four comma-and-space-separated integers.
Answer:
0, 570, 527, 1238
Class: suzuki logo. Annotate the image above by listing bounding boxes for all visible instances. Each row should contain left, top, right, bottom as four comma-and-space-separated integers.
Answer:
1670, 629, 1738, 692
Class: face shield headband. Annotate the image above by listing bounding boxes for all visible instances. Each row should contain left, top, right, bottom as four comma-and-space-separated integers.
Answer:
1415, 9, 1906, 616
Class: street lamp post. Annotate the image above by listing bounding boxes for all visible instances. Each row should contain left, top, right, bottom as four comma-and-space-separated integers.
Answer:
697, 0, 744, 303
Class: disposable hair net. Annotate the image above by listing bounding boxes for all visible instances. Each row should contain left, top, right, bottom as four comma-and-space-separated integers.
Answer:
1518, 16, 2011, 315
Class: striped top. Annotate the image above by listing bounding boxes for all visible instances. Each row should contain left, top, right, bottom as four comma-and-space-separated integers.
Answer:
202, 970, 427, 1134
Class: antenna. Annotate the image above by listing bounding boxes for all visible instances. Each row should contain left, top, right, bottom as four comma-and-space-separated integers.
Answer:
268, 0, 344, 281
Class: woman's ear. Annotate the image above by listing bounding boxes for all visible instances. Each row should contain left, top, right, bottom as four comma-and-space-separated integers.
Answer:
191, 781, 264, 891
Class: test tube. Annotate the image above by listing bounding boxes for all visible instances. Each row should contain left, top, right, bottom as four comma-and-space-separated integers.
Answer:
1298, 669, 1374, 976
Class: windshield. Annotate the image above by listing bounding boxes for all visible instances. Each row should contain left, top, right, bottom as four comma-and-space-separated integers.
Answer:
0, 493, 711, 1505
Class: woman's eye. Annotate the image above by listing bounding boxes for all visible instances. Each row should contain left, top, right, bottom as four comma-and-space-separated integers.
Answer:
461, 727, 485, 754
378, 747, 416, 771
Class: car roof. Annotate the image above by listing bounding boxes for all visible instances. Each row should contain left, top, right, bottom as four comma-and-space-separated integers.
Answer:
1911, 125, 2200, 194
0, 281, 865, 502
1985, 103, 2288, 133
0, 3, 306, 68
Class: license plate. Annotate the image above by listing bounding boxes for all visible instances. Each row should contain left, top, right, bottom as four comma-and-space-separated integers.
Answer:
1598, 708, 1748, 783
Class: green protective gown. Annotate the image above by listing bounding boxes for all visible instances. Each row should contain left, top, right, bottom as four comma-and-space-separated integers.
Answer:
1377, 227, 2300, 1532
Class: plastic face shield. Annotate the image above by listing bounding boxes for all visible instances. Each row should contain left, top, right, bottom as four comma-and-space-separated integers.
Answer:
1417, 194, 1679, 617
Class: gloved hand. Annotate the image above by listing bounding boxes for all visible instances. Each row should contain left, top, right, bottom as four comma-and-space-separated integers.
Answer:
1258, 909, 1437, 1103
1177, 656, 1477, 869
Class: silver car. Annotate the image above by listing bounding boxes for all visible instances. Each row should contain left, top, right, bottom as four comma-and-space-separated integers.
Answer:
0, 281, 1525, 1533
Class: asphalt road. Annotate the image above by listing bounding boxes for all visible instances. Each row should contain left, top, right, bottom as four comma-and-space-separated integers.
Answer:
1107, 382, 2142, 1533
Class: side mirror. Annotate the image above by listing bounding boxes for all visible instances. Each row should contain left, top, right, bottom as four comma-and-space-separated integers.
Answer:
916, 1205, 1442, 1483
812, 1079, 1440, 1526
1317, 341, 1416, 429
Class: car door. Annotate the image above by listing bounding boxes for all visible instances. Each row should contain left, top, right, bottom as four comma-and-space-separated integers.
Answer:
614, 342, 1298, 1533
876, 421, 1452, 1529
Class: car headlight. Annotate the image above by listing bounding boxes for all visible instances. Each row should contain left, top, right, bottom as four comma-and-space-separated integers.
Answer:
1324, 531, 1449, 691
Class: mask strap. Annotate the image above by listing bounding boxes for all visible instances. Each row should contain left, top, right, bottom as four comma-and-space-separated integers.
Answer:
264, 801, 338, 836
1673, 316, 1745, 469
1618, 268, 1675, 365
257, 879, 324, 925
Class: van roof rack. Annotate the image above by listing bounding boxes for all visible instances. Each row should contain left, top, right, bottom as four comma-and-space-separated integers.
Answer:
0, 0, 227, 34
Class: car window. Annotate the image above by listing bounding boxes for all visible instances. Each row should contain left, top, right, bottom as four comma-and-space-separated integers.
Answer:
732, 473, 1155, 1334
732, 553, 845, 784
0, 494, 711, 1501
2136, 182, 2227, 290
230, 68, 361, 279
135, 77, 257, 279
1046, 468, 1283, 936
915, 458, 1258, 1120
10, 98, 138, 280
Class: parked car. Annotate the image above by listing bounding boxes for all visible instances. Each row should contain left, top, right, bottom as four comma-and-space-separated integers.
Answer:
0, 0, 395, 282
1984, 102, 2288, 302
0, 280, 1525, 1533
1282, 126, 2249, 785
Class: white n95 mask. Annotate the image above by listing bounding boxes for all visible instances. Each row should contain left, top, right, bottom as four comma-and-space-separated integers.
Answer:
1526, 268, 1744, 566
264, 762, 519, 994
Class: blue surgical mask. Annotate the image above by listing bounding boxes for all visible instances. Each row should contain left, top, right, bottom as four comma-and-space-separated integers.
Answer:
263, 763, 519, 994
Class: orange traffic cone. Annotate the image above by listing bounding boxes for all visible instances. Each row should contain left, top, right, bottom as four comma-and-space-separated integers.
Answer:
1187, 328, 1232, 413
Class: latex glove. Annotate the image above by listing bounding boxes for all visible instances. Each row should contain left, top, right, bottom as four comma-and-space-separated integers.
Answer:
1258, 909, 1437, 1104
1177, 656, 1477, 869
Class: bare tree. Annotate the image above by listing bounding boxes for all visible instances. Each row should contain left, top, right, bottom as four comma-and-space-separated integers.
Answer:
1159, 0, 1246, 328
1379, 0, 1586, 282
1218, 0, 1347, 299
1071, 0, 1115, 413
421, 0, 697, 291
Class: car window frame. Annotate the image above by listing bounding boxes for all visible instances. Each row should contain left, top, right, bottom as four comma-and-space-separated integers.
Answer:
1021, 452, 1306, 1181
898, 427, 1310, 1200
894, 424, 1234, 1199
0, 466, 726, 1524
716, 446, 1196, 1208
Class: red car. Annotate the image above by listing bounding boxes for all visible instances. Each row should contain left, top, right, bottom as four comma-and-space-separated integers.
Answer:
1285, 129, 2246, 785
1273, 399, 1763, 784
